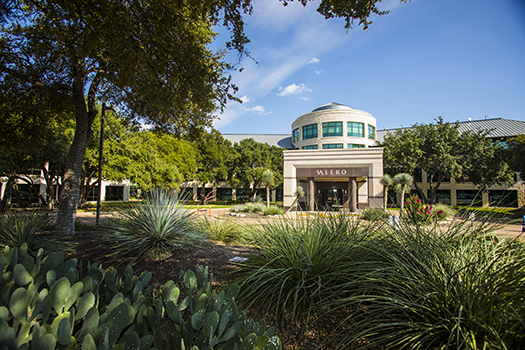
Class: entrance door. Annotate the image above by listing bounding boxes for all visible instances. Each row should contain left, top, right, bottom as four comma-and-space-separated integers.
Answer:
321, 188, 344, 210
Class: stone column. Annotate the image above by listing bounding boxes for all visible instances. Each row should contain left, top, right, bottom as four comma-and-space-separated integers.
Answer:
349, 177, 357, 212
308, 177, 315, 211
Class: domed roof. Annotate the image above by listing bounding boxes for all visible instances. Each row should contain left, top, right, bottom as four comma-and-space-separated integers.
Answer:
312, 102, 353, 113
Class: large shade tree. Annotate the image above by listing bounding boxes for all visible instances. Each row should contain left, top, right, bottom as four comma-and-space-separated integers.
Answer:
1, 0, 407, 234
380, 118, 514, 204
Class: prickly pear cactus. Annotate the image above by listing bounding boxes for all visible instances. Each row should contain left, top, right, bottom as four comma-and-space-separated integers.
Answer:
0, 245, 281, 350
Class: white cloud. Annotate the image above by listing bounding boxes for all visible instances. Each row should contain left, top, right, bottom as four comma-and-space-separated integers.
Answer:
300, 97, 311, 101
244, 105, 272, 115
278, 83, 312, 97
315, 69, 323, 75
309, 57, 320, 64
240, 95, 250, 103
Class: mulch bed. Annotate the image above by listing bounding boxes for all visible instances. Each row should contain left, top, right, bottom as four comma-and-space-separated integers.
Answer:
64, 231, 257, 288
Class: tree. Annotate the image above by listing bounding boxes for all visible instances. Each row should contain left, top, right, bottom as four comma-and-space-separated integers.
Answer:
380, 118, 515, 204
393, 173, 413, 214
1, 0, 237, 233
506, 135, 525, 181
227, 139, 283, 201
379, 174, 393, 211
262, 169, 274, 207
1, 0, 407, 234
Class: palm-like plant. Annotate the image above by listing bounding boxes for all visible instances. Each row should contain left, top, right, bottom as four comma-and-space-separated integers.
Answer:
393, 173, 413, 213
285, 185, 304, 213
379, 174, 393, 211
102, 189, 205, 261
262, 169, 274, 207
0, 213, 51, 250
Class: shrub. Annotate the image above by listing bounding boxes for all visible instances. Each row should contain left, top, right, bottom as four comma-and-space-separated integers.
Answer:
431, 202, 456, 221
101, 189, 205, 261
404, 194, 434, 224
0, 244, 281, 350
362, 207, 390, 221
263, 205, 284, 216
236, 215, 378, 327
329, 220, 525, 349
0, 212, 51, 249
196, 216, 246, 243
238, 203, 266, 213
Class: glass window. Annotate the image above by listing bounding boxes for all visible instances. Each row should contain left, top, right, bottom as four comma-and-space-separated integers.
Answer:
347, 122, 364, 137
347, 144, 364, 148
302, 124, 318, 140
293, 128, 299, 143
302, 145, 318, 150
322, 143, 343, 149
456, 190, 483, 207
105, 186, 124, 201
435, 190, 451, 205
489, 190, 518, 207
368, 125, 376, 139
413, 168, 423, 183
322, 122, 343, 137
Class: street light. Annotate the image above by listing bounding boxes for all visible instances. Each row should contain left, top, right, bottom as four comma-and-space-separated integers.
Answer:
96, 102, 115, 225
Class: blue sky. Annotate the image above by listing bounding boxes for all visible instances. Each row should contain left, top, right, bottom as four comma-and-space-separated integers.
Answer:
211, 0, 525, 135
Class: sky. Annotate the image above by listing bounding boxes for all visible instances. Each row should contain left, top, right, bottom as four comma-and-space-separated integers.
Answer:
210, 0, 525, 135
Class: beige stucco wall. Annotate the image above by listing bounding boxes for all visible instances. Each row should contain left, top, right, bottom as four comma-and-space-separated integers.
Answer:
283, 148, 384, 210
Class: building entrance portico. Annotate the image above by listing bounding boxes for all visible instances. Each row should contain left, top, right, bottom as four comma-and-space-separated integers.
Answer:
284, 149, 384, 212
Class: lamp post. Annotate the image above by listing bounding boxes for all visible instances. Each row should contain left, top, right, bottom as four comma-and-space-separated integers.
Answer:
96, 103, 115, 225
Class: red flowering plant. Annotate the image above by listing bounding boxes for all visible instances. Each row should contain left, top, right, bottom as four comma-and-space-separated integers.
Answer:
403, 194, 434, 225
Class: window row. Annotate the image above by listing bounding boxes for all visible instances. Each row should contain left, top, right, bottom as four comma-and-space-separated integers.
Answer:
387, 189, 518, 208
302, 144, 366, 150
293, 122, 375, 142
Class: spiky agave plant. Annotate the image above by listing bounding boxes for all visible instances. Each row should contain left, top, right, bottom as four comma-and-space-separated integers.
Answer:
0, 212, 52, 250
102, 189, 205, 261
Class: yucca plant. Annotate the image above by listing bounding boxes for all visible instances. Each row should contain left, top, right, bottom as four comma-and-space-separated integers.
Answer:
0, 212, 52, 250
236, 215, 379, 328
327, 218, 525, 349
362, 207, 390, 221
196, 216, 246, 243
102, 189, 205, 261
263, 205, 284, 216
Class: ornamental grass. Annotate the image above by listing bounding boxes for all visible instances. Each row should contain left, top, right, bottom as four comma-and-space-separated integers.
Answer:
102, 189, 205, 261
235, 215, 380, 328
326, 217, 525, 349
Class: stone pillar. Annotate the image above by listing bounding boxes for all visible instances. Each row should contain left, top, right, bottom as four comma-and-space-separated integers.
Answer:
308, 177, 315, 211
350, 177, 357, 212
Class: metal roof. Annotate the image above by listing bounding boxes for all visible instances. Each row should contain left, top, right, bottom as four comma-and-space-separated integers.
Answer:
311, 102, 353, 113
376, 118, 525, 143
223, 134, 294, 149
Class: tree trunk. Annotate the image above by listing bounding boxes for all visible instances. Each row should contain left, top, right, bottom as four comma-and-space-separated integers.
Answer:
0, 175, 16, 213
56, 110, 93, 235
383, 185, 388, 211
266, 186, 270, 207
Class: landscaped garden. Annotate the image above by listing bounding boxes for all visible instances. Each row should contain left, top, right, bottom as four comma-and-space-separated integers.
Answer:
1, 191, 524, 349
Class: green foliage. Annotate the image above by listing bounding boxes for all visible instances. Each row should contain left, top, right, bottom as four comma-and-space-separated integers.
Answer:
262, 206, 284, 216
0, 244, 280, 350
330, 220, 525, 349
238, 203, 266, 213
403, 195, 457, 225
380, 118, 515, 204
196, 217, 246, 243
403, 194, 433, 225
102, 190, 205, 261
227, 139, 283, 200
0, 213, 51, 249
506, 135, 525, 180
0, 213, 71, 254
236, 215, 377, 327
430, 202, 456, 221
362, 207, 390, 221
